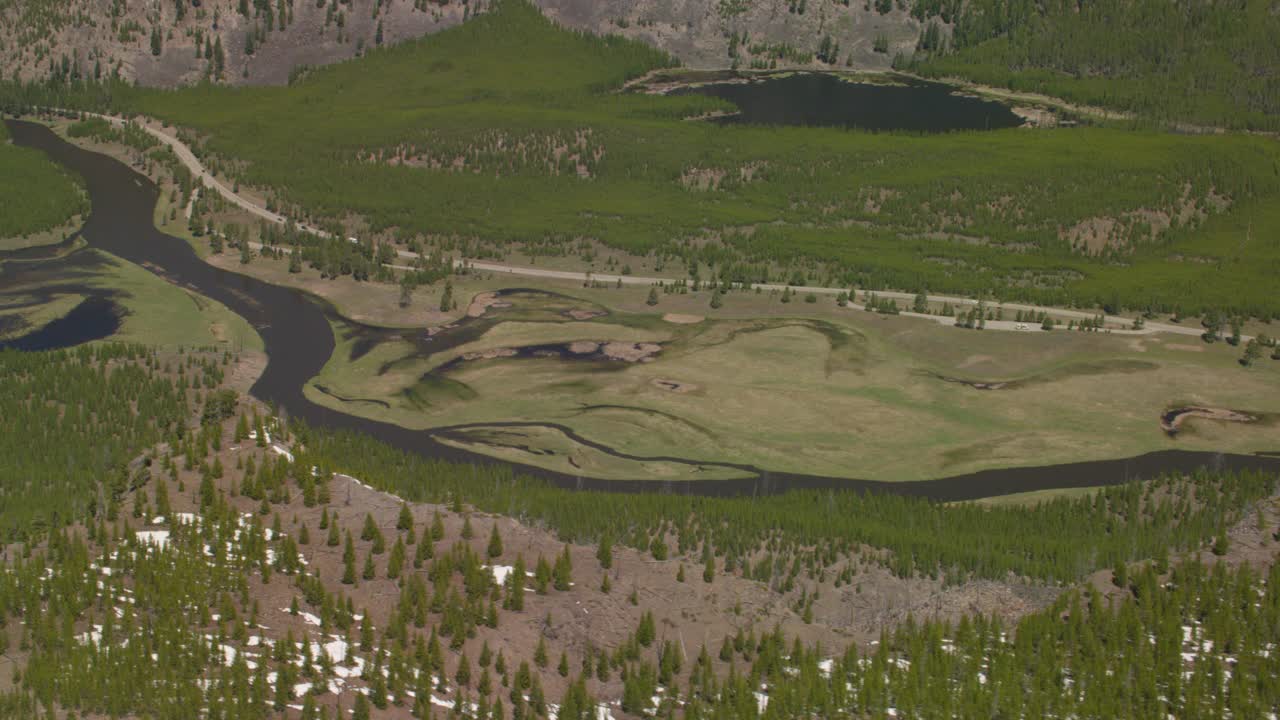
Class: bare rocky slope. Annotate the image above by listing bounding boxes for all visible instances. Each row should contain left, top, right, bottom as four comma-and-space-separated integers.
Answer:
0, 0, 936, 88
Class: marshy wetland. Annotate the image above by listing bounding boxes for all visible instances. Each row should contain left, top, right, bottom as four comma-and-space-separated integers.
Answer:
304, 283, 1280, 484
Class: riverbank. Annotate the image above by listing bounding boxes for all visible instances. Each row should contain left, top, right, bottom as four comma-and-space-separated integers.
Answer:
10, 117, 1280, 495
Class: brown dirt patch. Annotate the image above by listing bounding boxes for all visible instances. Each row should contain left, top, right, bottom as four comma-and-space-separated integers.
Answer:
1166, 343, 1206, 353
465, 291, 512, 318
1062, 216, 1120, 254
662, 313, 704, 324
565, 309, 607, 320
226, 351, 268, 393
461, 347, 519, 361
1161, 406, 1257, 435
601, 342, 662, 362
1011, 106, 1056, 127
568, 340, 601, 354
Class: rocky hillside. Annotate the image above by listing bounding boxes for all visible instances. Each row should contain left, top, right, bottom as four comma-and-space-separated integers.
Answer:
0, 0, 937, 88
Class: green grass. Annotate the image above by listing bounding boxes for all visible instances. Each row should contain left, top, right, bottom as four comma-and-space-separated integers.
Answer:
90, 249, 263, 350
435, 424, 751, 481
1, 247, 263, 351
0, 120, 87, 247
92, 0, 1280, 319
303, 282, 1280, 482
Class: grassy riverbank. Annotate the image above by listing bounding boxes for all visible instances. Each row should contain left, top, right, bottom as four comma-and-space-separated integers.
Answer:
291, 268, 1280, 482
0, 246, 262, 350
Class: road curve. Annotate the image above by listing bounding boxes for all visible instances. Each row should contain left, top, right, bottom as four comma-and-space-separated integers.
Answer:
73, 111, 1237, 342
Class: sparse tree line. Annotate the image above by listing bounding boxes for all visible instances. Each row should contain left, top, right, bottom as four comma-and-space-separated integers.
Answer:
299, 423, 1275, 586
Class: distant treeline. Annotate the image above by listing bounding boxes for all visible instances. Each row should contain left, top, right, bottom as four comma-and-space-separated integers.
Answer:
912, 0, 1280, 131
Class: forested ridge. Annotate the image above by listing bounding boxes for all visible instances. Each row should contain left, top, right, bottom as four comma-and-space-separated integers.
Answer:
913, 0, 1280, 130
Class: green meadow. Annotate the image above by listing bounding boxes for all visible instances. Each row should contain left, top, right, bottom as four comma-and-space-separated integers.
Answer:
304, 282, 1280, 482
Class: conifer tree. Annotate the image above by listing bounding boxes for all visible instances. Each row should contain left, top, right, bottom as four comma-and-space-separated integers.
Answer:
488, 524, 504, 558
596, 533, 613, 569
553, 545, 573, 591
342, 532, 357, 584
506, 554, 526, 611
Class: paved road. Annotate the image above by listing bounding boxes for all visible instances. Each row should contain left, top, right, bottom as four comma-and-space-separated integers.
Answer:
80, 111, 1236, 341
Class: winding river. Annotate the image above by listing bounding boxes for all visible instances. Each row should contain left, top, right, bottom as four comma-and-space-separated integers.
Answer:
7, 119, 1279, 500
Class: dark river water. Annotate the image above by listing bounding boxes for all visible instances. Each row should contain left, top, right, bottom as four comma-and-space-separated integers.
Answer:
671, 73, 1023, 132
7, 119, 1278, 500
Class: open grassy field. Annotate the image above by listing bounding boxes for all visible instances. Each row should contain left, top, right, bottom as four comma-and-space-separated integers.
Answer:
0, 246, 262, 350
94, 0, 1280, 320
0, 120, 87, 249
301, 277, 1280, 482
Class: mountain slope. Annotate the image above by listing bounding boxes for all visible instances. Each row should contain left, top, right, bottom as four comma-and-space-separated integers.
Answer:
0, 0, 938, 88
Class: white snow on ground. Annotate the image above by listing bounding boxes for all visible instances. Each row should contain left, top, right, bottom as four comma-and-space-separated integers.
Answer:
78, 625, 103, 645
490, 565, 514, 585
278, 608, 322, 626
135, 530, 170, 549
322, 638, 352, 666
271, 444, 295, 463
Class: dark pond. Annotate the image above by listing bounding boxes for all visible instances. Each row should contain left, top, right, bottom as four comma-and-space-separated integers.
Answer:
0, 296, 123, 350
8, 118, 1278, 500
671, 73, 1022, 132
0, 239, 128, 350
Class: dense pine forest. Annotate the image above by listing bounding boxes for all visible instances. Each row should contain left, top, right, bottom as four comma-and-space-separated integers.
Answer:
913, 0, 1280, 130
0, 345, 194, 541
0, 119, 86, 241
